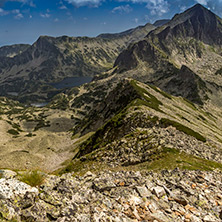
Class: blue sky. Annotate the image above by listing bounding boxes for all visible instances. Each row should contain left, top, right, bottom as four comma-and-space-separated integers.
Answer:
0, 0, 221, 46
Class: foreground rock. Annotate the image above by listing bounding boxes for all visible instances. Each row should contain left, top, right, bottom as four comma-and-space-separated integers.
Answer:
0, 169, 222, 221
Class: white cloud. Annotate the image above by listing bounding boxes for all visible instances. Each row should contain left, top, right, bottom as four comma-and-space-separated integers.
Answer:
195, 0, 208, 5
134, 17, 138, 23
146, 0, 169, 16
12, 9, 20, 14
20, 0, 35, 7
64, 0, 103, 7
59, 5, 67, 10
0, 7, 8, 15
11, 9, 24, 19
0, 0, 35, 7
112, 4, 132, 13
40, 13, 50, 18
117, 0, 169, 16
144, 14, 152, 22
14, 12, 23, 19
180, 5, 187, 12
0, 7, 24, 18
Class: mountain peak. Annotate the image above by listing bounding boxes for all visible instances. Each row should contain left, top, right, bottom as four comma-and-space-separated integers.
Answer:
186, 3, 212, 15
192, 3, 205, 9
171, 3, 213, 24
150, 3, 222, 45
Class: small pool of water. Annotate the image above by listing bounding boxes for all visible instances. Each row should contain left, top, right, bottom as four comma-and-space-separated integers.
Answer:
31, 102, 48, 107
7, 92, 19, 96
50, 76, 93, 89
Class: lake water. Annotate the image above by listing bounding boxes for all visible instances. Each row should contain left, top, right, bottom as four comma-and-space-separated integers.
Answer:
7, 92, 19, 96
50, 76, 93, 89
31, 102, 49, 107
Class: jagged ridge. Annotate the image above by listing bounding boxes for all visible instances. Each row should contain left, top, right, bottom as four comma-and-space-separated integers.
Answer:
113, 4, 222, 106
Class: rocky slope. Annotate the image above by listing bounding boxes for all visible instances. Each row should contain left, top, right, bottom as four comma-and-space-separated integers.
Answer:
0, 169, 222, 221
0, 44, 30, 58
1, 77, 222, 173
113, 4, 222, 106
64, 79, 222, 171
0, 23, 155, 103
97, 23, 154, 39
153, 19, 170, 27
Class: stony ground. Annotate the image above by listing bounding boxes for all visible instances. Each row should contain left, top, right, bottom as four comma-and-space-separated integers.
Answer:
90, 125, 222, 168
0, 169, 222, 221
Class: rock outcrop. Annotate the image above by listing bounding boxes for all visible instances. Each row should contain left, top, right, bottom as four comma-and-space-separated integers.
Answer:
0, 169, 222, 221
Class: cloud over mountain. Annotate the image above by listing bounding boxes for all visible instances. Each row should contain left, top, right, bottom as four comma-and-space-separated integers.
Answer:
64, 0, 103, 7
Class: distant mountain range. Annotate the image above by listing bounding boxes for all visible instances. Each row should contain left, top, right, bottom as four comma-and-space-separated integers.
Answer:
55, 4, 222, 180
0, 22, 155, 102
0, 44, 30, 58
7, 4, 220, 105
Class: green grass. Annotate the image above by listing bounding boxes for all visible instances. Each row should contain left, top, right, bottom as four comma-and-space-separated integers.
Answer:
59, 159, 99, 176
160, 118, 206, 142
60, 146, 222, 175
182, 98, 197, 110
7, 129, 19, 135
149, 84, 172, 100
76, 110, 126, 158
134, 147, 222, 171
19, 170, 45, 187
130, 80, 163, 113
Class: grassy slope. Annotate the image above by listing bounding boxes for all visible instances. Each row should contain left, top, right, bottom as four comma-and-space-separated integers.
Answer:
60, 147, 222, 176
59, 79, 222, 174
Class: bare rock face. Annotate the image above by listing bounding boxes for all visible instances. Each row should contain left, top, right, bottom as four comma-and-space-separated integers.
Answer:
0, 169, 17, 179
0, 178, 38, 199
152, 186, 166, 198
0, 170, 222, 221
